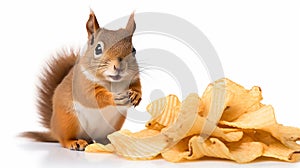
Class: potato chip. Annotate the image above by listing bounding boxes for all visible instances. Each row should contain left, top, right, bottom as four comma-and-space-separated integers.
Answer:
145, 121, 165, 131
212, 128, 244, 142
197, 78, 263, 143
219, 105, 276, 129
186, 136, 264, 163
146, 94, 181, 130
263, 142, 300, 162
268, 124, 300, 150
198, 80, 228, 140
161, 137, 190, 162
245, 130, 300, 162
146, 95, 167, 118
219, 105, 300, 150
119, 128, 161, 138
85, 143, 114, 153
107, 129, 170, 160
161, 93, 200, 141
201, 78, 263, 121
185, 114, 243, 142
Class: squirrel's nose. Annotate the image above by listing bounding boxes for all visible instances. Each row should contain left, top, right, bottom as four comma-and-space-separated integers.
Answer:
114, 65, 122, 73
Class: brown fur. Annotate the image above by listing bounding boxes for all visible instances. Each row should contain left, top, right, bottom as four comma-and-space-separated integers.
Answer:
21, 11, 142, 151
21, 52, 77, 142
37, 52, 77, 129
20, 131, 56, 142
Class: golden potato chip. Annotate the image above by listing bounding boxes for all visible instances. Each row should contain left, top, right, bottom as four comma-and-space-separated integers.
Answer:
161, 137, 190, 162
219, 105, 276, 129
212, 128, 243, 142
267, 124, 300, 150
186, 136, 264, 163
145, 122, 165, 131
222, 85, 263, 121
199, 79, 228, 140
161, 93, 200, 142
120, 128, 161, 138
146, 94, 181, 130
263, 141, 300, 162
85, 143, 114, 153
198, 78, 263, 142
108, 129, 170, 160
185, 114, 243, 142
146, 95, 167, 118
246, 130, 300, 162
201, 78, 263, 121
219, 105, 300, 150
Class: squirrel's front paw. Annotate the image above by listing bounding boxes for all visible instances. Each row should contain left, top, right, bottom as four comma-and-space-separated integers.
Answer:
128, 89, 142, 107
113, 92, 130, 105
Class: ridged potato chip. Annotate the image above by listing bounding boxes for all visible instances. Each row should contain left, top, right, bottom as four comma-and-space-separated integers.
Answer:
162, 130, 300, 163
146, 95, 167, 118
220, 105, 300, 150
245, 130, 300, 162
267, 124, 300, 150
186, 136, 264, 163
185, 114, 243, 142
161, 93, 200, 141
219, 105, 277, 129
198, 79, 229, 140
161, 137, 190, 162
107, 129, 169, 160
201, 78, 263, 121
85, 143, 114, 153
146, 94, 181, 130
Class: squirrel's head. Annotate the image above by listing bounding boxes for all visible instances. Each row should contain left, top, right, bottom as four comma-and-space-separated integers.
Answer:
80, 11, 138, 83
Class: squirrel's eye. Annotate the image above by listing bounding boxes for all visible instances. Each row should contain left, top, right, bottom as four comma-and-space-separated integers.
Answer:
94, 41, 104, 59
132, 47, 136, 57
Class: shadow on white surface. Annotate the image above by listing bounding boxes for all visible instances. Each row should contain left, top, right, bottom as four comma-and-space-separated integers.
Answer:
16, 140, 299, 168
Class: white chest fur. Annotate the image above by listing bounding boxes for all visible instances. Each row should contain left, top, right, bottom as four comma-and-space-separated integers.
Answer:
73, 101, 128, 143
76, 65, 132, 143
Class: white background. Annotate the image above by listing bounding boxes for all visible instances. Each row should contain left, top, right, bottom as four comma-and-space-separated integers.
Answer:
0, 0, 299, 167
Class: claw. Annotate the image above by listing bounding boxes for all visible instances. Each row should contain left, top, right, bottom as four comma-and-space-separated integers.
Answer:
113, 91, 130, 105
128, 89, 142, 106
67, 139, 88, 151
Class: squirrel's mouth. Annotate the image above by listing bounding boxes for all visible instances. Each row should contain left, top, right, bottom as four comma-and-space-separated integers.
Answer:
109, 75, 122, 81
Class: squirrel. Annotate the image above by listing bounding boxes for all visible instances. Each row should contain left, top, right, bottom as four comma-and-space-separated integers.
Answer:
21, 11, 142, 151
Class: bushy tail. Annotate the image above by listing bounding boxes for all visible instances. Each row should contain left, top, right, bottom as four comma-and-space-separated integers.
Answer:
20, 131, 57, 142
21, 50, 77, 142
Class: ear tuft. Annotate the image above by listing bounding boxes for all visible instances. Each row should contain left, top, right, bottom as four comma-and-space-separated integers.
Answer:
126, 12, 136, 35
86, 10, 100, 41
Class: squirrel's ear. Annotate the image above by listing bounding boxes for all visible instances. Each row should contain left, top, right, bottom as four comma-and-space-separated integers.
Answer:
126, 12, 136, 35
86, 10, 100, 42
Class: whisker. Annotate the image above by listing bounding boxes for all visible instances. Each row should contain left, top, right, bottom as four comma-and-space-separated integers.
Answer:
139, 71, 154, 78
136, 63, 152, 67
126, 66, 153, 78
81, 65, 99, 72
136, 67, 154, 72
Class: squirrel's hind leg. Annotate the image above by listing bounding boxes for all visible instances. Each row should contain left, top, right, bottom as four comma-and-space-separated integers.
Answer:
61, 139, 88, 151
51, 108, 88, 151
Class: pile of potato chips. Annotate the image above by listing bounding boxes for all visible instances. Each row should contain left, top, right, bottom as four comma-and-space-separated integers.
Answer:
85, 78, 300, 163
